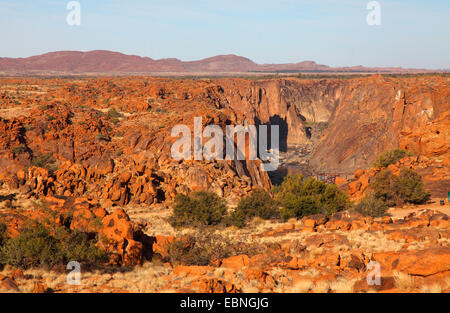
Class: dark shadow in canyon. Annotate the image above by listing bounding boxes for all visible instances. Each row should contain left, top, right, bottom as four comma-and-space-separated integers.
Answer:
254, 115, 288, 153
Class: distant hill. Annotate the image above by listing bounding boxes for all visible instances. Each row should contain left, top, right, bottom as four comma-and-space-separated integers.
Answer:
0, 50, 438, 74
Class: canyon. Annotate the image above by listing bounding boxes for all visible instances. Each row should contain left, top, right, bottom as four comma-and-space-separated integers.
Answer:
0, 73, 448, 293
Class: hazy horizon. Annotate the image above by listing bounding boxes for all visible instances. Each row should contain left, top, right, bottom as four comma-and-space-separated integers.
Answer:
1, 0, 449, 69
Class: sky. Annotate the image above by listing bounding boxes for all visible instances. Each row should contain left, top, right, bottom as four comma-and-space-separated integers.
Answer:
0, 0, 449, 69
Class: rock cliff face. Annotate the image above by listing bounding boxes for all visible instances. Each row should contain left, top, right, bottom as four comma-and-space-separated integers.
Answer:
206, 78, 344, 149
309, 76, 449, 174
0, 75, 448, 203
206, 75, 448, 177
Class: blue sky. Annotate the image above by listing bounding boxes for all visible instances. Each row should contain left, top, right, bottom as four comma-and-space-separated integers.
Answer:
0, 0, 449, 69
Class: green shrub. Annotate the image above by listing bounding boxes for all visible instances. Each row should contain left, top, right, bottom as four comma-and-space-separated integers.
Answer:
0, 221, 62, 269
56, 229, 106, 265
373, 149, 410, 168
353, 192, 389, 217
395, 168, 431, 204
369, 168, 430, 207
31, 152, 58, 174
273, 174, 350, 220
229, 189, 279, 228
169, 191, 227, 227
0, 221, 105, 269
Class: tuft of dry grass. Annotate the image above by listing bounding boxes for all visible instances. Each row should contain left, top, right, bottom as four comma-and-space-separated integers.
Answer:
393, 271, 415, 290
329, 278, 356, 293
420, 284, 442, 293
289, 279, 314, 293
311, 280, 330, 293
307, 246, 324, 257
241, 284, 260, 293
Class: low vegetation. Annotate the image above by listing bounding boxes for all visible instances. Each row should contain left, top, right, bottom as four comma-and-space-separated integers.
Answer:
352, 192, 389, 217
369, 168, 430, 206
11, 145, 26, 155
107, 108, 124, 125
373, 149, 410, 168
229, 189, 279, 228
170, 176, 352, 228
168, 191, 227, 227
30, 152, 58, 174
0, 221, 105, 270
273, 174, 350, 220
0, 223, 6, 246
166, 232, 263, 266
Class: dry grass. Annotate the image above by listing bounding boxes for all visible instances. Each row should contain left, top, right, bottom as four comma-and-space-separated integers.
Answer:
393, 271, 415, 291
329, 278, 356, 293
420, 284, 442, 293
298, 268, 321, 278
311, 280, 330, 293
445, 276, 450, 289
0, 261, 173, 293
288, 279, 314, 293
307, 246, 324, 257
346, 230, 404, 253
241, 283, 260, 293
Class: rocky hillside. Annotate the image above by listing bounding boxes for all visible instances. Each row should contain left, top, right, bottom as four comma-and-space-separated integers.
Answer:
0, 77, 274, 206
0, 75, 448, 200
1, 203, 449, 293
0, 74, 449, 294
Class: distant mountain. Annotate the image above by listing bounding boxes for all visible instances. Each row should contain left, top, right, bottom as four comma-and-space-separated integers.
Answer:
0, 50, 437, 74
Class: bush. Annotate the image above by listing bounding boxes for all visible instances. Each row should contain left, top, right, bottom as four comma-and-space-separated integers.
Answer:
110, 117, 120, 125
169, 192, 227, 227
273, 174, 350, 220
229, 189, 279, 228
0, 221, 105, 269
373, 149, 409, 168
166, 232, 263, 266
55, 228, 106, 266
108, 108, 123, 119
167, 233, 230, 266
0, 221, 62, 269
31, 152, 58, 174
353, 192, 389, 217
369, 168, 430, 207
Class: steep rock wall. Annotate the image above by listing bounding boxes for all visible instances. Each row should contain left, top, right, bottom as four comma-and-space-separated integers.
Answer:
309, 76, 449, 173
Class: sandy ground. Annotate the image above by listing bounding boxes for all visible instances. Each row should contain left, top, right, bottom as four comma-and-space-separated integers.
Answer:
0, 106, 33, 119
389, 198, 450, 219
